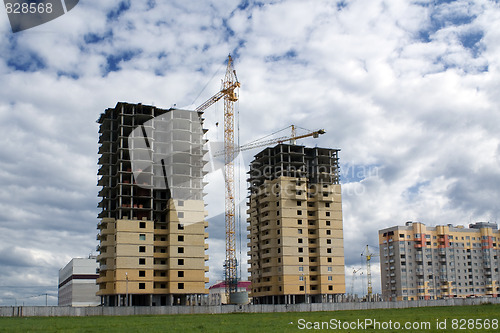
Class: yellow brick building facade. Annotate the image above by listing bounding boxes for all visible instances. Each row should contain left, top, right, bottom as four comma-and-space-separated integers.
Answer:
247, 144, 346, 304
96, 103, 209, 306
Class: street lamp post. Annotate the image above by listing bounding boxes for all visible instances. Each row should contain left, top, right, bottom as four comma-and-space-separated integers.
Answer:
304, 275, 307, 304
125, 272, 129, 307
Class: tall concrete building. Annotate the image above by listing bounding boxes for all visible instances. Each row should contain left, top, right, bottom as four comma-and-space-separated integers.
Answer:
379, 221, 500, 301
96, 102, 209, 306
58, 256, 100, 306
247, 144, 345, 304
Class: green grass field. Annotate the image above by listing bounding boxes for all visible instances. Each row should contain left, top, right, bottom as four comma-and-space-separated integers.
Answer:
0, 304, 499, 332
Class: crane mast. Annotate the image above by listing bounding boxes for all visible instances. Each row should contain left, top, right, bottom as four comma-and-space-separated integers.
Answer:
194, 55, 240, 302
223, 55, 239, 299
361, 245, 379, 299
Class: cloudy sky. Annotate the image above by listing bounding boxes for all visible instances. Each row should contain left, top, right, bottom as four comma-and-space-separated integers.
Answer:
1, 0, 500, 305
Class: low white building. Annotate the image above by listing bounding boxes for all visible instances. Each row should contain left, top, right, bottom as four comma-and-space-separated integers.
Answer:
208, 281, 251, 305
58, 256, 100, 306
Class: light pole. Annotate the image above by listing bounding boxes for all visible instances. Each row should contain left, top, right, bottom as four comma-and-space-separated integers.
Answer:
304, 275, 307, 304
125, 272, 129, 306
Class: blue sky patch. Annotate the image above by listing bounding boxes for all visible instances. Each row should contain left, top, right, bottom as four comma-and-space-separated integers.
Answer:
104, 49, 141, 73
107, 0, 131, 21
265, 49, 298, 62
7, 51, 45, 72
340, 163, 380, 183
337, 0, 348, 10
417, 2, 477, 43
460, 30, 484, 57
84, 31, 113, 44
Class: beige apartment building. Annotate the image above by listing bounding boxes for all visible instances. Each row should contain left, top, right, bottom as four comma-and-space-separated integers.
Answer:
247, 144, 345, 304
379, 221, 500, 301
96, 102, 209, 306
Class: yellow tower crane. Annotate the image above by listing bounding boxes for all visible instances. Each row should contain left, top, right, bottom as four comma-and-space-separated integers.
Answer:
195, 55, 240, 301
361, 245, 379, 299
196, 57, 326, 303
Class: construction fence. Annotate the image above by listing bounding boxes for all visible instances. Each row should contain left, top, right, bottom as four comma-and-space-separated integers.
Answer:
1, 297, 499, 317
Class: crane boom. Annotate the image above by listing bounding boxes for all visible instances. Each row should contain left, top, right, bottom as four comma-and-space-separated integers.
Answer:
195, 81, 240, 113
212, 127, 326, 157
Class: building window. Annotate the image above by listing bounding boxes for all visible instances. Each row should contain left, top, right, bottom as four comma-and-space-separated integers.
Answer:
178, 200, 184, 206
300, 286, 304, 291
297, 201, 302, 206
326, 230, 331, 235
326, 212, 330, 217
178, 283, 184, 289
178, 212, 184, 218
139, 283, 145, 289
328, 276, 332, 281
299, 276, 304, 281
139, 234, 146, 240
325, 202, 330, 208
139, 271, 145, 277
297, 210, 302, 215
139, 246, 146, 253
327, 258, 332, 263
298, 219, 302, 225
298, 248, 303, 253
178, 247, 184, 253
178, 224, 184, 230
139, 222, 146, 228
328, 285, 333, 291
298, 229, 303, 234
178, 271, 184, 277
178, 259, 184, 265
326, 221, 330, 226
328, 267, 332, 272
139, 258, 146, 265
299, 257, 303, 262
178, 235, 184, 242
298, 239, 303, 243
327, 248, 332, 253
327, 239, 331, 244
299, 266, 304, 272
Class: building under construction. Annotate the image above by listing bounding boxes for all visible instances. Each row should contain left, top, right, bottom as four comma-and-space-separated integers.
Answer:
247, 144, 346, 304
96, 102, 209, 306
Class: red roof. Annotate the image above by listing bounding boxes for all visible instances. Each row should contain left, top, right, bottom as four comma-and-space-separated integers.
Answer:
209, 281, 251, 291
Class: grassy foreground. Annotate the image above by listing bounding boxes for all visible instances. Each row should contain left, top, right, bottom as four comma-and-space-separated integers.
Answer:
0, 303, 499, 332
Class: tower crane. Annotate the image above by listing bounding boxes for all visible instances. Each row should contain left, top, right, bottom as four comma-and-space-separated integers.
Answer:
195, 57, 326, 303
195, 55, 240, 301
361, 245, 379, 298
350, 268, 362, 295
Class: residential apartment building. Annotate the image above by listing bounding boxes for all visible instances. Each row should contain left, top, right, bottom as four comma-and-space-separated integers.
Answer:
96, 102, 209, 306
379, 221, 500, 301
247, 144, 345, 304
58, 256, 100, 306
